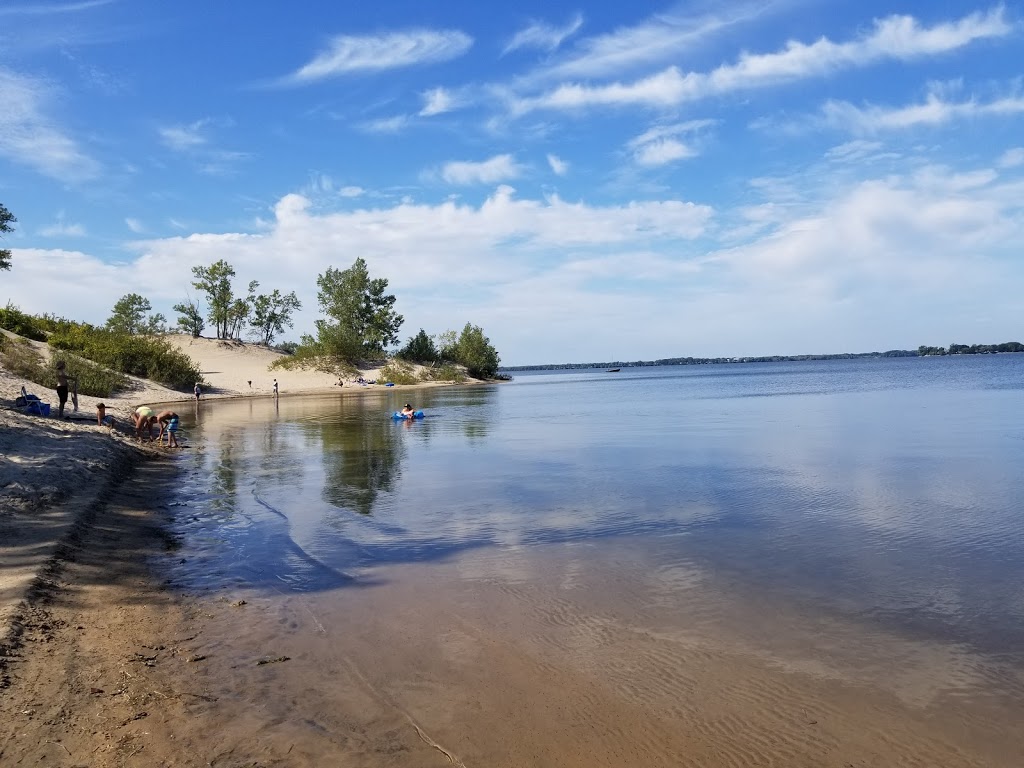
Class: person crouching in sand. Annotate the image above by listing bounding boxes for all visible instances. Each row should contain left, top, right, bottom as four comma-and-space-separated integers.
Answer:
132, 406, 156, 440
155, 409, 180, 448
96, 402, 114, 428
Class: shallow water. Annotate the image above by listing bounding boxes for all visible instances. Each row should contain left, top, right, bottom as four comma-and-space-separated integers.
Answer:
164, 355, 1024, 765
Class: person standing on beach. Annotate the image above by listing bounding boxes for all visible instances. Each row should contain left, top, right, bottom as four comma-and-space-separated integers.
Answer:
54, 360, 77, 418
273, 379, 278, 397
194, 382, 201, 401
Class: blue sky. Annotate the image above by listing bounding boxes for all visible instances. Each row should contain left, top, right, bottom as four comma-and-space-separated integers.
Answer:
1, 0, 1021, 366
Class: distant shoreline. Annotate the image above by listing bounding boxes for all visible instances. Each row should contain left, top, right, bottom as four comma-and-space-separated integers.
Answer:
501, 344, 1024, 372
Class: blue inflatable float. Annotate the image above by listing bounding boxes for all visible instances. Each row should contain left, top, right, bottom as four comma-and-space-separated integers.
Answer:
392, 410, 425, 420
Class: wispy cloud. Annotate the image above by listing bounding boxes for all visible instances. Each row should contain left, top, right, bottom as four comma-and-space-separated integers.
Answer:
158, 118, 211, 151
628, 120, 714, 166
534, 2, 774, 81
440, 154, 524, 185
504, 14, 583, 55
283, 29, 472, 84
158, 117, 249, 174
40, 212, 86, 237
547, 153, 568, 176
359, 115, 410, 134
0, 0, 114, 16
125, 217, 145, 233
0, 67, 99, 181
511, 7, 1011, 114
819, 92, 1024, 134
419, 87, 460, 116
340, 186, 365, 197
999, 147, 1024, 168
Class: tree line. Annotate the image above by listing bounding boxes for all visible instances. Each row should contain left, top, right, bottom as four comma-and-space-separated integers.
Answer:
504, 343, 1024, 371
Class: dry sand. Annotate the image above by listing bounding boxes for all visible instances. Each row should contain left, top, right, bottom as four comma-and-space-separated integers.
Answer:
2, 334, 1021, 766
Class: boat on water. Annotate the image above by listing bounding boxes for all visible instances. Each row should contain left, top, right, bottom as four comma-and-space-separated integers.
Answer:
607, 368, 621, 372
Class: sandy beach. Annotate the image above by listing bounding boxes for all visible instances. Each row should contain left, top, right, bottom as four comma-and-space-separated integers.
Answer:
0, 332, 477, 766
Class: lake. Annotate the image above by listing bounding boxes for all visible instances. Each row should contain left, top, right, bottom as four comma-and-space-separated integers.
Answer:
163, 355, 1024, 766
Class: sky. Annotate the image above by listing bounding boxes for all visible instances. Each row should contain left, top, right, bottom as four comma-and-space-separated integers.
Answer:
0, 0, 1021, 366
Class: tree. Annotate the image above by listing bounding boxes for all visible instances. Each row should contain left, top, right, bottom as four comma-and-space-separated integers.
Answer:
191, 259, 236, 339
398, 328, 439, 363
174, 300, 205, 337
315, 257, 403, 360
1, 203, 16, 271
224, 280, 258, 340
250, 289, 302, 346
451, 323, 500, 378
105, 293, 166, 335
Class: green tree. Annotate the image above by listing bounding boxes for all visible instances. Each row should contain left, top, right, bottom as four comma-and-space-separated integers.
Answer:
398, 328, 438, 363
191, 259, 236, 339
315, 257, 403, 360
225, 280, 259, 340
451, 323, 500, 378
250, 289, 302, 346
174, 299, 205, 337
0, 203, 16, 271
105, 293, 166, 335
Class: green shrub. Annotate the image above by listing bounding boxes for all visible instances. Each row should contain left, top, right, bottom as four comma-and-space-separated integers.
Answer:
47, 322, 201, 391
270, 336, 359, 378
0, 340, 129, 397
421, 362, 466, 383
0, 303, 48, 341
49, 351, 131, 397
377, 361, 420, 385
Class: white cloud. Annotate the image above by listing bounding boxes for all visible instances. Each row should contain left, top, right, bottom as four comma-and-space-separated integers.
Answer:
633, 139, 695, 167
6, 166, 1023, 364
547, 154, 568, 176
511, 7, 1011, 114
419, 87, 459, 116
359, 115, 410, 134
157, 118, 249, 174
158, 119, 210, 151
0, 67, 99, 181
999, 148, 1024, 168
339, 186, 365, 198
819, 92, 1024, 134
39, 212, 86, 237
504, 14, 583, 54
285, 29, 472, 84
825, 140, 885, 162
0, 0, 114, 16
440, 155, 524, 185
537, 3, 771, 81
628, 120, 713, 166
125, 217, 145, 233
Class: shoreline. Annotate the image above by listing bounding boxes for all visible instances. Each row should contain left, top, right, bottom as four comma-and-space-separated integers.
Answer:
0, 333, 488, 675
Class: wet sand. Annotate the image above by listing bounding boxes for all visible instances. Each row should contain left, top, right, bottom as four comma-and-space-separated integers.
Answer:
2, 459, 1021, 767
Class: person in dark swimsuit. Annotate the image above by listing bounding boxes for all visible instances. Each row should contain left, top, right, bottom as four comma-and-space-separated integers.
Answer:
55, 360, 77, 418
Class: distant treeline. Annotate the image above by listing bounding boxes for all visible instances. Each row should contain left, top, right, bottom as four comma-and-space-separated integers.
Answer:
500, 342, 1024, 372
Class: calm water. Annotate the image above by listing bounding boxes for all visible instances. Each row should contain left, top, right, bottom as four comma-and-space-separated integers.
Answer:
168, 355, 1024, 661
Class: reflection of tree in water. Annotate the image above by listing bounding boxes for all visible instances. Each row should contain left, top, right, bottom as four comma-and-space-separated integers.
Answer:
208, 431, 240, 516
314, 416, 405, 515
